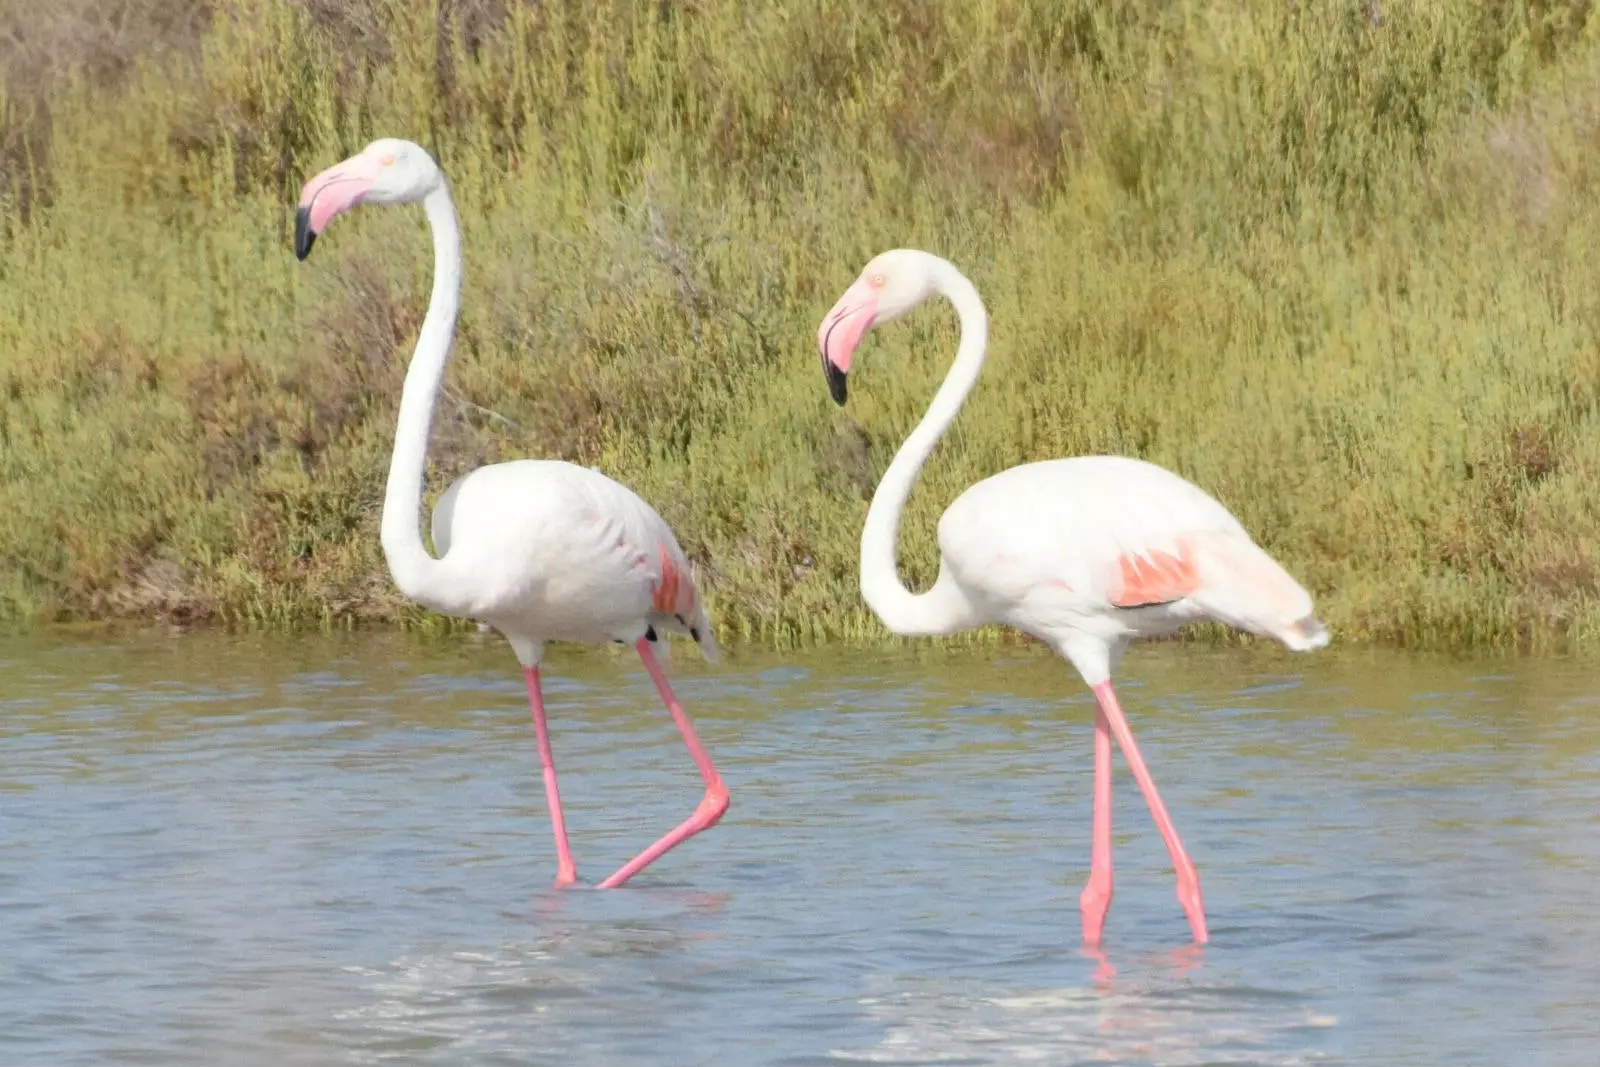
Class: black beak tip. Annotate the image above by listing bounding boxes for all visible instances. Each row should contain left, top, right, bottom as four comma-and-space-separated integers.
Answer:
293, 207, 316, 261
823, 361, 848, 406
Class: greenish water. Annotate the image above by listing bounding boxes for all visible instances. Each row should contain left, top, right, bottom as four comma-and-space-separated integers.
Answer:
2, 632, 1597, 1065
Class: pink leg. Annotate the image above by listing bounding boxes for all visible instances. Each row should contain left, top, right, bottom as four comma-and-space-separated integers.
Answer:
1079, 701, 1114, 945
597, 639, 729, 889
1092, 681, 1209, 944
525, 667, 578, 887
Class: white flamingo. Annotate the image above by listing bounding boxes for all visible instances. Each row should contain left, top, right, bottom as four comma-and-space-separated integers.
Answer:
816, 249, 1330, 944
295, 138, 726, 890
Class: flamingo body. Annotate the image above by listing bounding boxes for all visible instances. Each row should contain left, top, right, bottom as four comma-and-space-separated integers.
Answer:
935, 455, 1325, 682
430, 459, 716, 660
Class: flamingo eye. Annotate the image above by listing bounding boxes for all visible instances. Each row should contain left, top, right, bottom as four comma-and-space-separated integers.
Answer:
870, 274, 887, 289
379, 153, 396, 166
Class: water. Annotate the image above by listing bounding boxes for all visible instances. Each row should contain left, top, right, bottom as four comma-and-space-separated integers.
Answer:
2, 630, 1597, 1066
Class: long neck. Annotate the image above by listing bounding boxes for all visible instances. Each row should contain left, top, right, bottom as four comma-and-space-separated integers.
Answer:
379, 183, 462, 612
858, 260, 988, 636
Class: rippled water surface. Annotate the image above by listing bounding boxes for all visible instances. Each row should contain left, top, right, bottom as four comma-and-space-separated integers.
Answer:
3, 631, 1598, 1065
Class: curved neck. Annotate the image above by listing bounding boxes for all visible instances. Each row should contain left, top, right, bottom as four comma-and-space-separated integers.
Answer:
380, 183, 462, 612
858, 258, 988, 636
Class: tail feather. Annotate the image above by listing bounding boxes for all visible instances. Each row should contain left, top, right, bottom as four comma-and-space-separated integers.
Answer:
649, 601, 720, 665
695, 623, 721, 665
1279, 614, 1330, 652
688, 597, 720, 664
1190, 533, 1327, 652
647, 533, 720, 664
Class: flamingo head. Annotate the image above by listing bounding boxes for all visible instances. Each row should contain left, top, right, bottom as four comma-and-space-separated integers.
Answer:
294, 138, 444, 260
815, 249, 939, 405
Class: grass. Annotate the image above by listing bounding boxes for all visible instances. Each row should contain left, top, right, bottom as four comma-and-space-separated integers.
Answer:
2, 0, 1599, 652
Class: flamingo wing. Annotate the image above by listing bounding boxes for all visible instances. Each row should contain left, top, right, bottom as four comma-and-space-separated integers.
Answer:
560, 467, 719, 661
1106, 539, 1203, 608
939, 456, 1318, 639
616, 493, 718, 659
427, 460, 718, 660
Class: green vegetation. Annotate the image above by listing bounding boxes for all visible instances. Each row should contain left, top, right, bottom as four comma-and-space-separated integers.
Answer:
2, 0, 1599, 651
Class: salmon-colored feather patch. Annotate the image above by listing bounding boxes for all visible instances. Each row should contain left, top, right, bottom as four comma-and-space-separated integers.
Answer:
651, 544, 693, 615
1110, 541, 1200, 608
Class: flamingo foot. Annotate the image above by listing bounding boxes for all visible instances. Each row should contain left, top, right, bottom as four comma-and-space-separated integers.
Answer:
1080, 878, 1113, 946
1175, 860, 1209, 944
1081, 943, 1118, 986
595, 783, 729, 890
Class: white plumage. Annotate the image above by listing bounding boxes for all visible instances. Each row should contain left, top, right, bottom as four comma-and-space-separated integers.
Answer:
430, 460, 717, 663
936, 455, 1325, 679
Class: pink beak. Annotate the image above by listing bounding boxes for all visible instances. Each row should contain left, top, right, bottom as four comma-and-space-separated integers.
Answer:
816, 281, 878, 405
293, 155, 384, 260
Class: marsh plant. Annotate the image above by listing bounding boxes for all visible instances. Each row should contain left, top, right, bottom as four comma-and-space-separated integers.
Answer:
1, 0, 1597, 650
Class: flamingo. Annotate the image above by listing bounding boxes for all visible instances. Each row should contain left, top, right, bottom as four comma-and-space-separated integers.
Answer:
816, 249, 1330, 945
293, 138, 726, 890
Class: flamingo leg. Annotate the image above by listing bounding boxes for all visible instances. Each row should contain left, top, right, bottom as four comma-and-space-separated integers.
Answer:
1079, 701, 1115, 945
597, 639, 729, 889
525, 667, 578, 886
1091, 680, 1209, 944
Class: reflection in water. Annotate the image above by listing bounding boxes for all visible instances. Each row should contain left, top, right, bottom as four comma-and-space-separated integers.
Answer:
832, 948, 1338, 1066
1, 631, 1598, 1066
